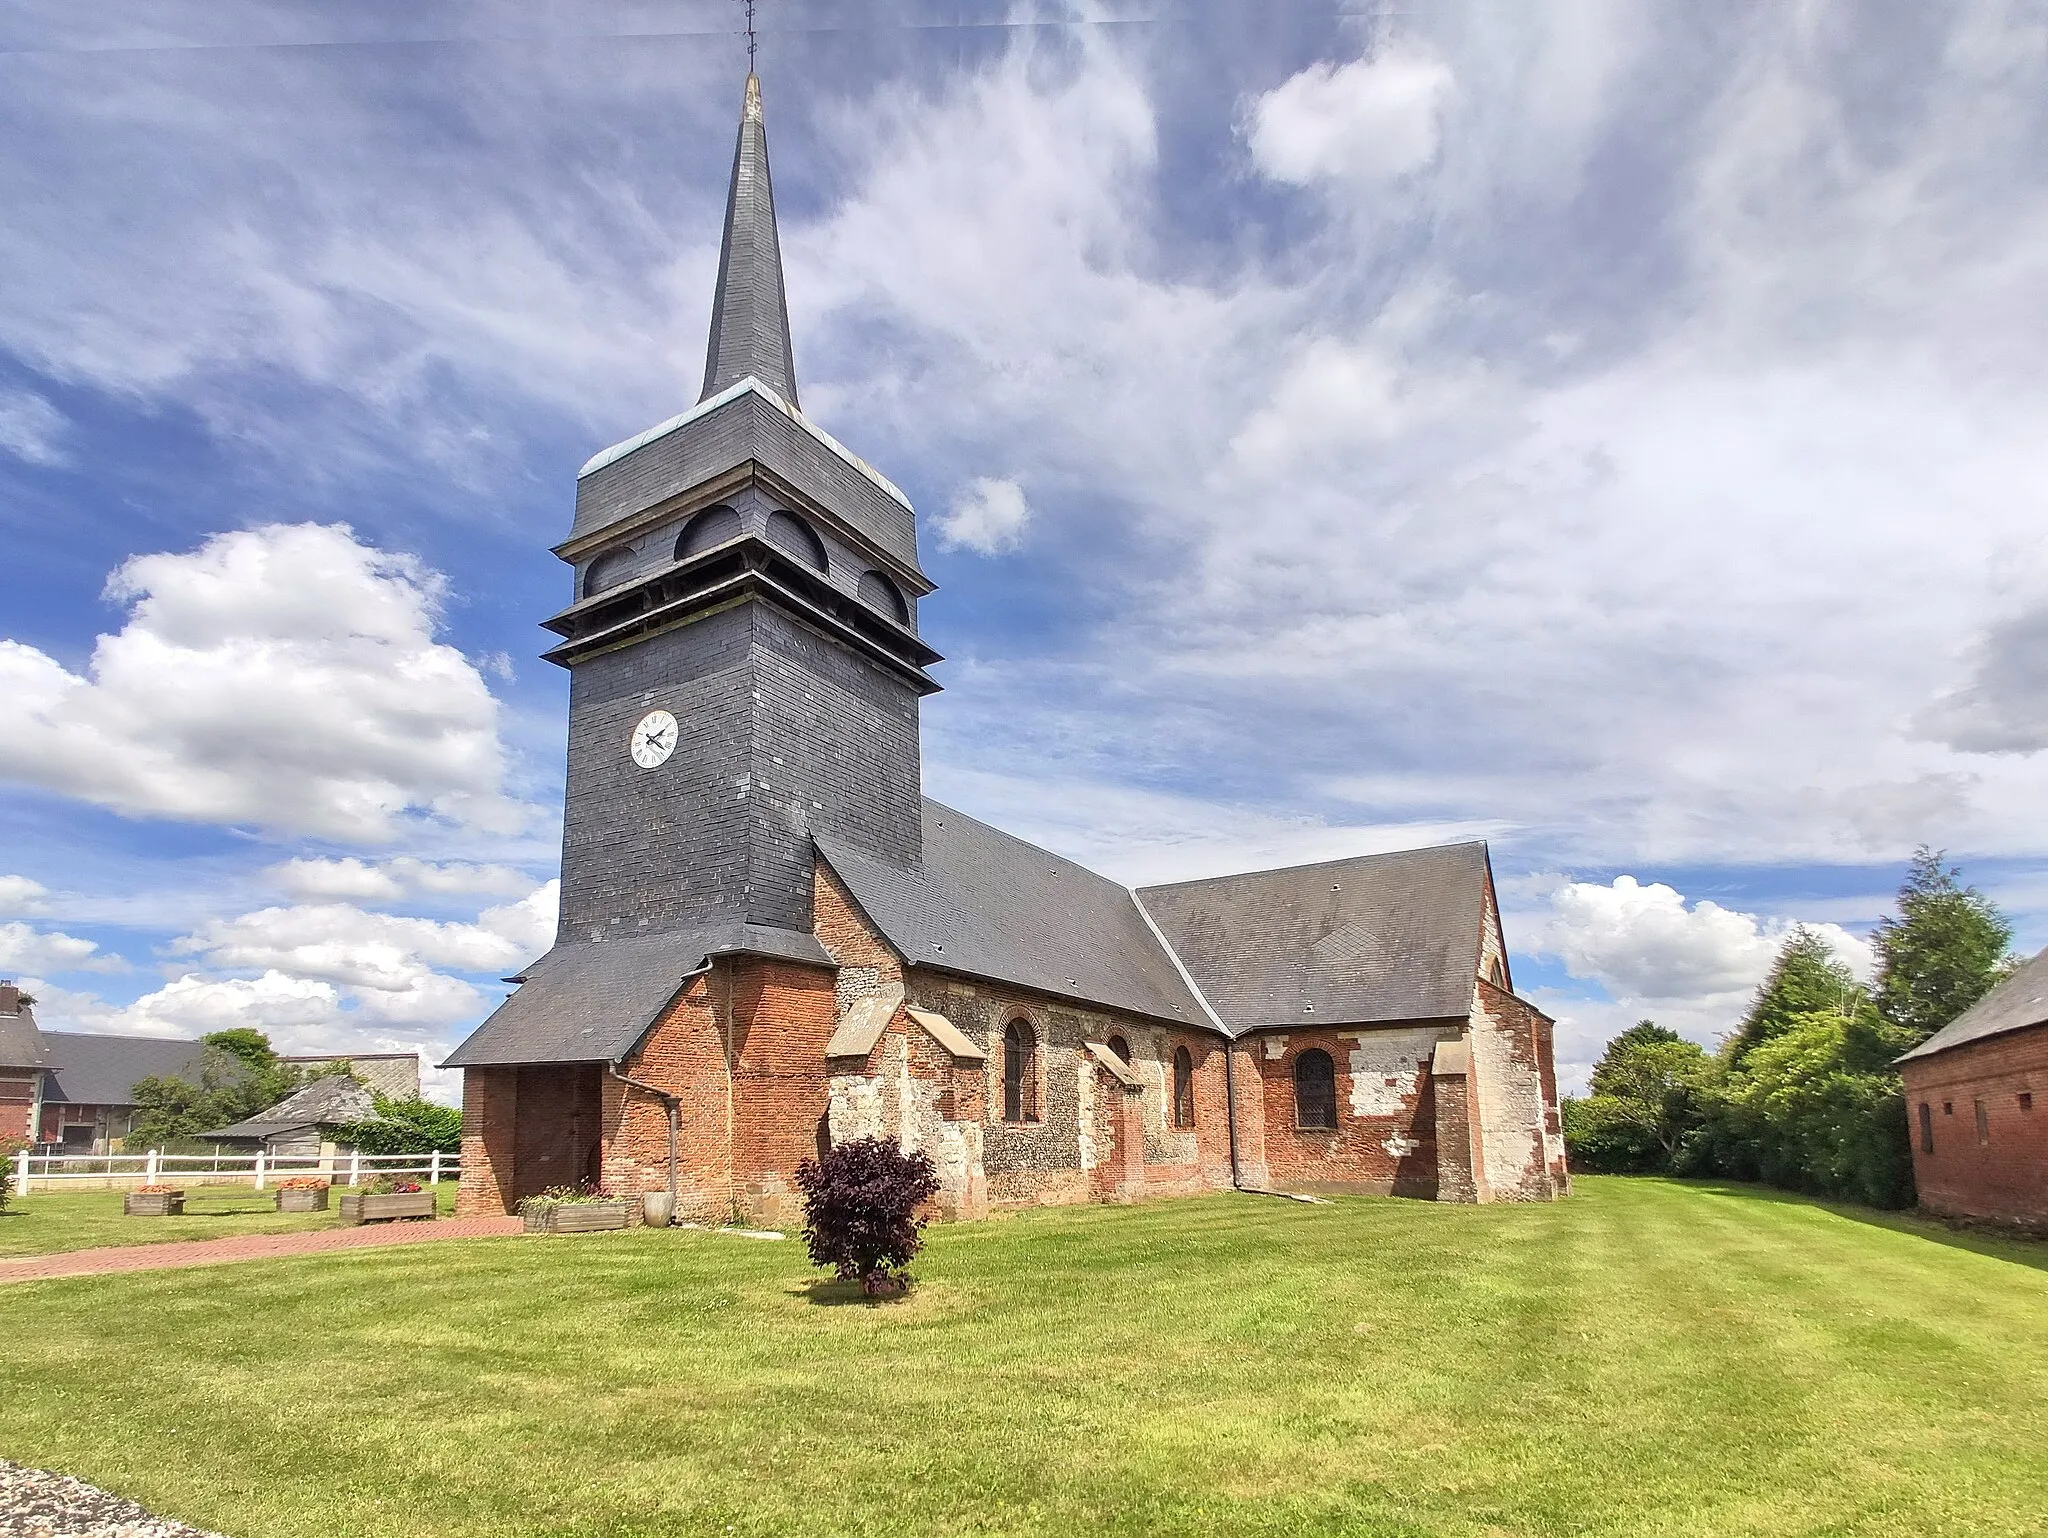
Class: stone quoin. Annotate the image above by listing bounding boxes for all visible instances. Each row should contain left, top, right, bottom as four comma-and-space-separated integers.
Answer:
445, 67, 1569, 1225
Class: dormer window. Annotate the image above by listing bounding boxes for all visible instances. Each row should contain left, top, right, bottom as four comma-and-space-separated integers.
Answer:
675, 504, 741, 562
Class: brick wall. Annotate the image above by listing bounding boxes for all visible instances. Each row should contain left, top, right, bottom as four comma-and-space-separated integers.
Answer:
1251, 1025, 1460, 1197
456, 1063, 602, 1213
0, 1072, 34, 1146
1470, 982, 1567, 1201
603, 971, 737, 1221
1901, 1023, 2047, 1227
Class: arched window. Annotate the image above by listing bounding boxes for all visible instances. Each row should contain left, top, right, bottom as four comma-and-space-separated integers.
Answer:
582, 546, 636, 599
765, 509, 828, 572
675, 504, 741, 562
1002, 1019, 1037, 1124
858, 569, 910, 625
1294, 1049, 1337, 1130
1487, 956, 1506, 988
1172, 1046, 1195, 1129
1106, 1034, 1130, 1064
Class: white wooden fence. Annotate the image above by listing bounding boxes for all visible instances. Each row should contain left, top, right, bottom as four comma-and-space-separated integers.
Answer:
10, 1147, 460, 1194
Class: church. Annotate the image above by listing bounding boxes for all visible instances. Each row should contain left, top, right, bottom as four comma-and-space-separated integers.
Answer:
447, 70, 1568, 1225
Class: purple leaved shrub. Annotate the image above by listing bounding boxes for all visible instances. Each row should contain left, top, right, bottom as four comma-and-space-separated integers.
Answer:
793, 1136, 940, 1294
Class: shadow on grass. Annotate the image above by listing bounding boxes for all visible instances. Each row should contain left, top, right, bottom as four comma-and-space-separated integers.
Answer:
1653, 1176, 2048, 1274
793, 1277, 914, 1307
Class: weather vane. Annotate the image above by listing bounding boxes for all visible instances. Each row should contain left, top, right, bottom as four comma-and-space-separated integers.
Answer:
743, 0, 757, 69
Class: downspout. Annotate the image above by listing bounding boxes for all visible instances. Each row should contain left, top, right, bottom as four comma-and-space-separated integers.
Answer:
606, 958, 712, 1221
607, 1064, 680, 1217
1222, 1036, 1242, 1190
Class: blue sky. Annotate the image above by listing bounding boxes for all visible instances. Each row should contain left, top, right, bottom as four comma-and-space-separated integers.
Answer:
5, 0, 2047, 1099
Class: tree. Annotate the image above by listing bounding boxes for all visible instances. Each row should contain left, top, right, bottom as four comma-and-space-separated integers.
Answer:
328, 1095, 462, 1155
1563, 1021, 1712, 1174
1872, 847, 2013, 1045
793, 1137, 939, 1295
1726, 928, 1859, 1066
1716, 1002, 1914, 1208
126, 1031, 311, 1148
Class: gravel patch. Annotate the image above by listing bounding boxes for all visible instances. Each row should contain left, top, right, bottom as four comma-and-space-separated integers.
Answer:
0, 1461, 223, 1538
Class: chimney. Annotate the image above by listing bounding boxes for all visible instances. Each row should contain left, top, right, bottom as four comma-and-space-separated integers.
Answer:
0, 981, 18, 1015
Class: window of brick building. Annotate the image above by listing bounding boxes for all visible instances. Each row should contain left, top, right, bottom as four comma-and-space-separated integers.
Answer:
1976, 1099, 1990, 1145
2021, 1092, 2034, 1113
1294, 1049, 1338, 1130
1002, 1019, 1038, 1124
1918, 1102, 1934, 1155
1172, 1046, 1195, 1129
1107, 1035, 1130, 1064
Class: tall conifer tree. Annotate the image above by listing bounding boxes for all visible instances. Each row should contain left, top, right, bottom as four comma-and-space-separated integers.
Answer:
1871, 848, 2012, 1044
1726, 927, 1857, 1064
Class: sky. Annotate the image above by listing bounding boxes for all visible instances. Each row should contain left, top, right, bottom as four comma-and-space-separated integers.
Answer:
4, 0, 2047, 1102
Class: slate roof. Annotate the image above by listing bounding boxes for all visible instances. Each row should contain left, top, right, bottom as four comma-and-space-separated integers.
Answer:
0, 1000, 50, 1071
201, 1074, 377, 1141
1896, 944, 2048, 1063
1136, 843, 1491, 1033
701, 72, 799, 408
817, 803, 1214, 1030
41, 1033, 207, 1106
443, 924, 833, 1068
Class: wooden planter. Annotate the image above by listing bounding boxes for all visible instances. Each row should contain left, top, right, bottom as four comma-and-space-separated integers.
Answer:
272, 1187, 330, 1213
339, 1191, 435, 1225
124, 1191, 184, 1216
524, 1201, 636, 1234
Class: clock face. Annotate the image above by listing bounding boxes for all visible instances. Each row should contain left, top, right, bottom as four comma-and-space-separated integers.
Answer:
629, 709, 679, 769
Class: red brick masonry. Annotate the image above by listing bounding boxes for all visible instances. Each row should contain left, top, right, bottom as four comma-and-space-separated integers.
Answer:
1901, 1021, 2047, 1227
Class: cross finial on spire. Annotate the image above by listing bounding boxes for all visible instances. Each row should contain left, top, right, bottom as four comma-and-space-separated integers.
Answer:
744, 0, 757, 68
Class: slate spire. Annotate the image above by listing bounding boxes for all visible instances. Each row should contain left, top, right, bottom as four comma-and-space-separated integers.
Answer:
700, 72, 800, 408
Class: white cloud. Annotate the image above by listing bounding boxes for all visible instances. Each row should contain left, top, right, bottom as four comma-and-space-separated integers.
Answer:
0, 921, 116, 977
168, 878, 556, 1026
0, 388, 67, 466
0, 524, 529, 842
1246, 44, 1455, 187
935, 477, 1032, 555
120, 971, 343, 1038
265, 855, 536, 903
1531, 875, 1874, 1001
0, 876, 50, 917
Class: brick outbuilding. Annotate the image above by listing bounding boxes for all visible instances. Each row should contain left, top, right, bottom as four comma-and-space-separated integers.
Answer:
1898, 949, 2048, 1228
445, 67, 1566, 1226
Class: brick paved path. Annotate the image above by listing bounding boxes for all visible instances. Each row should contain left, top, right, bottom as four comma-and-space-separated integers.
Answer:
0, 1215, 524, 1285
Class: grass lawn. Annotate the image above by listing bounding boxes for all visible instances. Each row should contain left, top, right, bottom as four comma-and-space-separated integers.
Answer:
0, 1182, 460, 1257
0, 1178, 2042, 1538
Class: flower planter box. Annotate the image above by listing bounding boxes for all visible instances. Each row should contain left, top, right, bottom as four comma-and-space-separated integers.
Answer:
524, 1201, 636, 1234
124, 1191, 184, 1216
339, 1192, 435, 1225
272, 1187, 330, 1213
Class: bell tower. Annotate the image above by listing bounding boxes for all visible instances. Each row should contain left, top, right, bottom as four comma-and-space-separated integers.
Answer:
543, 70, 939, 951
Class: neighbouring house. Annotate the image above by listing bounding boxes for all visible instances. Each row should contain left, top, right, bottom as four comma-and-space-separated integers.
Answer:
199, 1073, 381, 1160
39, 1032, 213, 1152
445, 68, 1568, 1227
0, 982, 51, 1147
1898, 946, 2048, 1227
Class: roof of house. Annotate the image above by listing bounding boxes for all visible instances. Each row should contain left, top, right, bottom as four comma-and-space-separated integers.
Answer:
817, 804, 1213, 1030
0, 1001, 50, 1071
40, 1033, 207, 1106
199, 1073, 377, 1141
442, 923, 834, 1068
1896, 944, 2048, 1064
1135, 843, 1492, 1033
